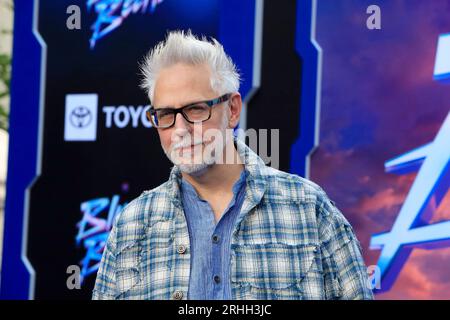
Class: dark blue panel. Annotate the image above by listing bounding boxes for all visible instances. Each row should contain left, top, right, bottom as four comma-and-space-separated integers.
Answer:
290, 0, 320, 178
0, 0, 41, 299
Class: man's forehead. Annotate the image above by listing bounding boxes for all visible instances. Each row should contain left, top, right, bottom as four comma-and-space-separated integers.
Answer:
152, 62, 216, 107
152, 95, 211, 109
152, 72, 217, 108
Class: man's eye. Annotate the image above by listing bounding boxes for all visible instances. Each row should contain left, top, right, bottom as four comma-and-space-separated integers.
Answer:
186, 104, 207, 112
157, 110, 172, 117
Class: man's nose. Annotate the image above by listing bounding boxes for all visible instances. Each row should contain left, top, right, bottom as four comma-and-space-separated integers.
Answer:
172, 112, 190, 133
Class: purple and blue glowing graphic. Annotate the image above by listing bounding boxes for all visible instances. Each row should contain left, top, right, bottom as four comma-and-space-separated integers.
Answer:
370, 33, 450, 292
76, 195, 127, 283
87, 0, 165, 49
370, 111, 450, 292
434, 33, 450, 82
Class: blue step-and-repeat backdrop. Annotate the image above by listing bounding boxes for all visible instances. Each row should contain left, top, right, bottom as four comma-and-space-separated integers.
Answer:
1, 0, 449, 299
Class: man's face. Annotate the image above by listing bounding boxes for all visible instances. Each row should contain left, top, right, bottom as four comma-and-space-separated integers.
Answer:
152, 62, 232, 175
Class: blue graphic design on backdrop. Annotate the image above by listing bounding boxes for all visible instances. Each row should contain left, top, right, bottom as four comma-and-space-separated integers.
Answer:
76, 194, 127, 283
290, 0, 321, 179
87, 0, 165, 49
370, 34, 450, 292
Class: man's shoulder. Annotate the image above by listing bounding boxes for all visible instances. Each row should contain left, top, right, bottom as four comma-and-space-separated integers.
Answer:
256, 166, 358, 249
113, 180, 173, 227
260, 166, 348, 228
259, 165, 330, 205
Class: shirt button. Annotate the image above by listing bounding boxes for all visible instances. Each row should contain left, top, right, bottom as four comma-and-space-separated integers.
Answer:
177, 244, 187, 254
213, 275, 221, 284
172, 291, 183, 300
212, 234, 220, 244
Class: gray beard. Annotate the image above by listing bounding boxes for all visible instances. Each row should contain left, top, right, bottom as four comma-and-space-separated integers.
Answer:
162, 114, 231, 176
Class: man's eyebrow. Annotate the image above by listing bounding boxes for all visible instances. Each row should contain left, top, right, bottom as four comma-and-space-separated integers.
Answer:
153, 97, 207, 109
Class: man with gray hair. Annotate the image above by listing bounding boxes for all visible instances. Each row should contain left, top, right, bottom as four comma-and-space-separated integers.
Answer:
92, 30, 374, 300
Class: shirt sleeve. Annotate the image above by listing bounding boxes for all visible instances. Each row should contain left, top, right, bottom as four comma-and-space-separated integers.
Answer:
316, 191, 374, 300
92, 220, 118, 300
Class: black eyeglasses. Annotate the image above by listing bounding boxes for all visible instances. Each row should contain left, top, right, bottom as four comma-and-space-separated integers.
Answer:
146, 93, 231, 129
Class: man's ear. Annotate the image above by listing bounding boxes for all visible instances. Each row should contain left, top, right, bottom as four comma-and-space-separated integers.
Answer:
228, 92, 242, 129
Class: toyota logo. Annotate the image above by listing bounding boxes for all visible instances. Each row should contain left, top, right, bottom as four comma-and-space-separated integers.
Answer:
70, 106, 92, 128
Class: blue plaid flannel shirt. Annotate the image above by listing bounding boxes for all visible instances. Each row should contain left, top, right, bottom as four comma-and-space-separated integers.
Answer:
92, 137, 374, 300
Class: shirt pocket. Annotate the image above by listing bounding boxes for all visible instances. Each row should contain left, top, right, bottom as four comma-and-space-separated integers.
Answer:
230, 243, 324, 300
142, 220, 175, 269
146, 220, 175, 248
115, 241, 142, 300
140, 220, 177, 299
114, 221, 175, 300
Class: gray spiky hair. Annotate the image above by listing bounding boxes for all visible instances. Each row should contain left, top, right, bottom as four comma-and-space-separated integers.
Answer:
140, 30, 241, 102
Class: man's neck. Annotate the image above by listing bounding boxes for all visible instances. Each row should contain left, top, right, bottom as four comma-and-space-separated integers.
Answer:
180, 140, 245, 199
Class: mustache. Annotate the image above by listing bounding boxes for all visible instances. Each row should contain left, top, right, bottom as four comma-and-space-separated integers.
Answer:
171, 137, 211, 150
